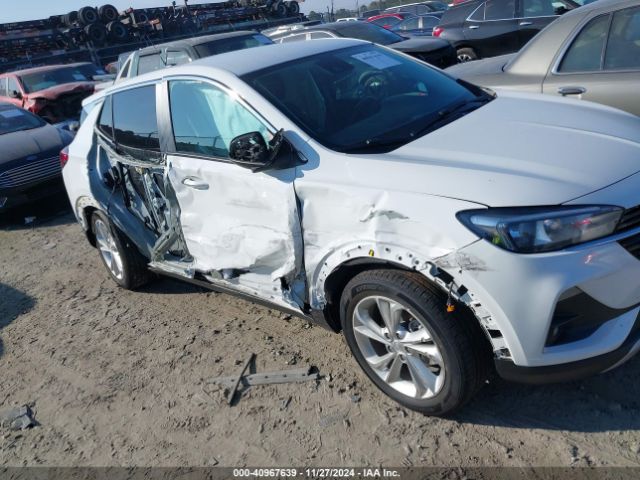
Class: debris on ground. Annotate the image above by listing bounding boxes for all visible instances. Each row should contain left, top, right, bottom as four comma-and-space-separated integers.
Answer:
206, 355, 319, 406
0, 405, 36, 431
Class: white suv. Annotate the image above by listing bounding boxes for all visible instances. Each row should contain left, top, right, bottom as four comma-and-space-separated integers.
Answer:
63, 39, 640, 415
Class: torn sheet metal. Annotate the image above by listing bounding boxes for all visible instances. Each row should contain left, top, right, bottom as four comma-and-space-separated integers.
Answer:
291, 179, 481, 309
167, 155, 305, 307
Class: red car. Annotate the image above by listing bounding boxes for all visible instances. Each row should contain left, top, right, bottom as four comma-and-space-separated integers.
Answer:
367, 13, 414, 29
0, 63, 103, 123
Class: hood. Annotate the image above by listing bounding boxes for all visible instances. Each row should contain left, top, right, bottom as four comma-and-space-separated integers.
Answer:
351, 91, 640, 207
391, 37, 451, 53
445, 53, 515, 77
28, 81, 95, 100
0, 123, 68, 167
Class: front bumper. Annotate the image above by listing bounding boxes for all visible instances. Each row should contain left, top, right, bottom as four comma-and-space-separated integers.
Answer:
442, 226, 640, 376
495, 309, 640, 384
0, 177, 65, 211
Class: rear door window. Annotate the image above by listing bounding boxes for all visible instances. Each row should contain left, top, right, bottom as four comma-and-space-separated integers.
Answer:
604, 6, 640, 70
483, 0, 516, 20
166, 49, 192, 66
112, 85, 160, 160
559, 13, 610, 72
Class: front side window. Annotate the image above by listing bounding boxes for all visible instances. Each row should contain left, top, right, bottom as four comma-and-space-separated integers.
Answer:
137, 53, 164, 75
523, 0, 560, 17
483, 0, 515, 20
168, 80, 270, 158
559, 13, 610, 72
604, 6, 640, 70
243, 44, 485, 153
118, 58, 131, 80
112, 85, 160, 158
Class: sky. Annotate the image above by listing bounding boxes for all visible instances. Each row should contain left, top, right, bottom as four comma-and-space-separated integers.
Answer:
2, 0, 362, 23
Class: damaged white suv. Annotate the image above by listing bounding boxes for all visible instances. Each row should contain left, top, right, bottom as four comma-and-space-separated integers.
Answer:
63, 39, 640, 415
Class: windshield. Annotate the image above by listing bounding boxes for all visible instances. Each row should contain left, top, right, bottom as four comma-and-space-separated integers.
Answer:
0, 105, 45, 135
194, 34, 273, 57
20, 66, 93, 93
336, 23, 405, 45
75, 63, 107, 78
243, 44, 489, 153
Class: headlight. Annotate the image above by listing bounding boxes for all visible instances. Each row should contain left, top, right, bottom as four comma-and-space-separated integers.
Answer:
457, 206, 623, 253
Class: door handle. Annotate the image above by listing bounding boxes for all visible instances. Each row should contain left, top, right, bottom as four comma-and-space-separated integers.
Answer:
182, 176, 209, 190
469, 25, 479, 29
519, 21, 533, 26
558, 86, 586, 96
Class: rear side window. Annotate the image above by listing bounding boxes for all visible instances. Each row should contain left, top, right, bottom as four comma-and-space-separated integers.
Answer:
166, 50, 191, 66
137, 53, 164, 75
7, 77, 20, 95
559, 14, 610, 72
113, 85, 160, 159
604, 6, 640, 70
97, 96, 113, 138
483, 0, 515, 20
0, 78, 6, 96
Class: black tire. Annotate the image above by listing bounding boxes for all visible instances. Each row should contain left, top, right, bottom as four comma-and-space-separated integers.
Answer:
286, 1, 300, 15
49, 15, 62, 28
273, 1, 288, 17
84, 23, 107, 45
456, 47, 478, 63
78, 6, 99, 25
340, 269, 491, 416
107, 20, 129, 41
99, 4, 119, 22
67, 10, 79, 25
135, 11, 149, 23
91, 211, 152, 290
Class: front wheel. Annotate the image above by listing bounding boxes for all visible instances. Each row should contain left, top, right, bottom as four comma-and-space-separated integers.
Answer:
91, 211, 152, 290
340, 269, 491, 416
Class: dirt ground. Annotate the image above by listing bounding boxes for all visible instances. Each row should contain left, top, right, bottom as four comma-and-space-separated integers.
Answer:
1, 194, 640, 468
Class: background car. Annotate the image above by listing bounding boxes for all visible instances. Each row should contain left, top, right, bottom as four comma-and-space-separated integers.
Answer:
116, 31, 274, 82
367, 12, 416, 29
434, 0, 579, 62
0, 63, 100, 123
445, 0, 640, 115
269, 22, 457, 68
0, 103, 73, 211
385, 1, 449, 14
392, 14, 443, 36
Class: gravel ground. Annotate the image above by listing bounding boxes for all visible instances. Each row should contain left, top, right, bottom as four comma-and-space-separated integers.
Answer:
1, 194, 640, 467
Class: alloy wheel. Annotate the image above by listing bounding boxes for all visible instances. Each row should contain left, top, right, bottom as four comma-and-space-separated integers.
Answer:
352, 295, 445, 399
94, 218, 124, 280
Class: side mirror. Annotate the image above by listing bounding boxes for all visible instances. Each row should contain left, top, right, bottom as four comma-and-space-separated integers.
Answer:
229, 130, 308, 172
9, 90, 22, 99
69, 121, 80, 133
229, 132, 270, 171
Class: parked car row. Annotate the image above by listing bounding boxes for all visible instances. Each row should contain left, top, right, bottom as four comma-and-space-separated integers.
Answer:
446, 0, 640, 116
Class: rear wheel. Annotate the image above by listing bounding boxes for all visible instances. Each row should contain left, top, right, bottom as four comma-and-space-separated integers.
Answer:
456, 47, 478, 63
91, 211, 152, 290
340, 269, 491, 416
99, 4, 119, 22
